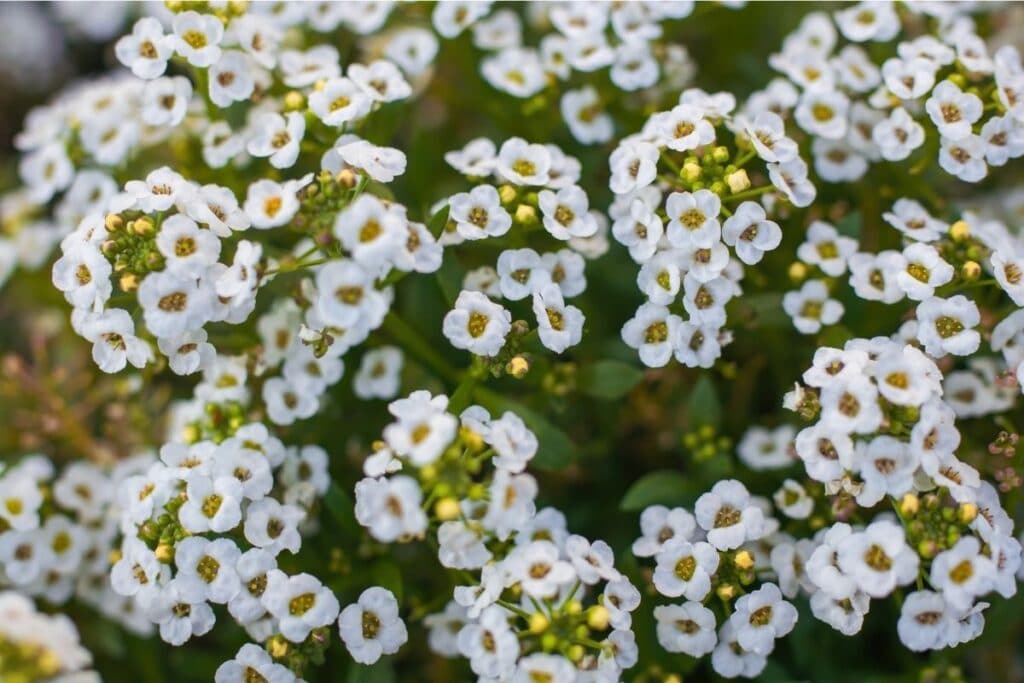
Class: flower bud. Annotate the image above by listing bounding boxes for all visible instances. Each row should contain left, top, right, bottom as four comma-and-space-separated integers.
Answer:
958, 502, 978, 524
681, 161, 702, 182
104, 213, 124, 232
961, 261, 981, 281
434, 497, 460, 521
567, 645, 585, 663
528, 612, 549, 634
726, 169, 751, 193
712, 146, 730, 163
119, 273, 140, 293
498, 184, 517, 205
506, 355, 530, 378
899, 493, 919, 517
284, 90, 305, 111
514, 204, 537, 225
130, 217, 155, 236
788, 261, 808, 283
586, 605, 610, 630
268, 635, 290, 659
155, 543, 175, 563
734, 550, 754, 570
949, 220, 970, 241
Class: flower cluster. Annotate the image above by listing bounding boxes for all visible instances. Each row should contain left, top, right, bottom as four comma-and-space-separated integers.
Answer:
1, 1, 1023, 682
633, 480, 799, 679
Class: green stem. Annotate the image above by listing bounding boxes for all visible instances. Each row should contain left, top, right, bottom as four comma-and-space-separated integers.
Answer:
724, 185, 774, 203
496, 600, 534, 621
382, 312, 461, 383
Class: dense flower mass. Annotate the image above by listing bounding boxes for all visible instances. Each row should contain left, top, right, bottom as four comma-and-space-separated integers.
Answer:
1, 1, 1024, 681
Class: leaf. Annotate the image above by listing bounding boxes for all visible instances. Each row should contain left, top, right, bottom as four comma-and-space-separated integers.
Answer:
474, 388, 577, 470
324, 482, 360, 539
347, 660, 396, 683
577, 360, 644, 400
620, 470, 692, 511
688, 375, 721, 429
427, 204, 450, 238
434, 251, 465, 309
369, 559, 404, 602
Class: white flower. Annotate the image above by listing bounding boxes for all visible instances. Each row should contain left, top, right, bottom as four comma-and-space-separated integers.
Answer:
738, 425, 796, 470
385, 27, 439, 77
481, 48, 546, 98
280, 45, 341, 88
767, 157, 817, 208
147, 583, 215, 646
855, 435, 917, 506
141, 76, 192, 127
722, 202, 783, 265
115, 17, 173, 79
349, 60, 412, 103
916, 295, 981, 357
873, 107, 926, 162
992, 250, 1024, 306
774, 479, 814, 519
609, 141, 659, 195
654, 602, 718, 657
745, 111, 799, 164
562, 86, 613, 144
111, 537, 165, 598
138, 270, 213, 338
666, 190, 721, 248
632, 505, 697, 557
728, 582, 798, 655
247, 112, 305, 169
445, 138, 497, 176
506, 540, 576, 598
797, 221, 857, 277
835, 1, 899, 42
156, 214, 221, 276
694, 480, 767, 550
178, 474, 244, 534
711, 621, 767, 679
795, 89, 849, 140
496, 138, 551, 186
338, 587, 407, 665
930, 536, 996, 610
612, 198, 663, 262
208, 51, 256, 108
837, 520, 919, 598
532, 284, 584, 354
810, 586, 870, 636
334, 194, 404, 269
882, 56, 937, 100
458, 605, 520, 680
443, 290, 512, 357
244, 498, 305, 556
783, 279, 844, 334
897, 590, 955, 652
383, 396, 457, 466
337, 140, 407, 183
565, 535, 619, 585
939, 134, 988, 182
658, 104, 715, 152
449, 185, 512, 240
309, 77, 372, 126
482, 470, 536, 541
173, 537, 242, 605
438, 521, 491, 570
621, 302, 682, 368
227, 549, 276, 625
354, 347, 403, 400
354, 475, 428, 542
245, 176, 313, 229
172, 10, 223, 67
896, 243, 954, 300
653, 539, 719, 600
262, 570, 340, 643
883, 198, 947, 242
538, 185, 597, 240
980, 114, 1024, 166
80, 309, 152, 374
488, 411, 538, 473
513, 654, 577, 683
216, 644, 295, 683
926, 81, 983, 141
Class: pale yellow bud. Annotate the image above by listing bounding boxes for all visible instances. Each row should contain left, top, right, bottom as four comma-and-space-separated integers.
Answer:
726, 169, 751, 193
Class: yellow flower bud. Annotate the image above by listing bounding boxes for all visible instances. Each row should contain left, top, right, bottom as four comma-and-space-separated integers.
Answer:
528, 612, 549, 634
460, 426, 485, 452
105, 213, 124, 232
734, 550, 754, 570
284, 90, 305, 111
155, 543, 175, 563
434, 497, 460, 521
726, 169, 751, 193
506, 355, 530, 378
566, 599, 583, 615
899, 493, 919, 517
498, 184, 518, 205
268, 635, 290, 659
958, 502, 978, 524
949, 220, 970, 241
682, 161, 702, 182
716, 584, 736, 600
337, 168, 358, 189
960, 261, 981, 281
788, 261, 808, 283
567, 644, 585, 663
586, 605, 610, 630
119, 273, 140, 293
514, 203, 537, 225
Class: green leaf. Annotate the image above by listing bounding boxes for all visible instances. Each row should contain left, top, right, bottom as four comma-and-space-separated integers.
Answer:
620, 470, 692, 510
427, 204, 450, 238
369, 559, 404, 603
475, 388, 577, 470
324, 482, 360, 539
347, 660, 396, 683
688, 375, 721, 429
577, 360, 644, 400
